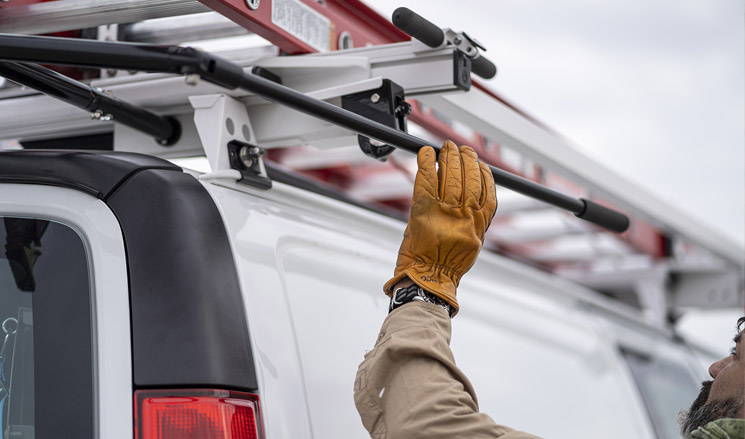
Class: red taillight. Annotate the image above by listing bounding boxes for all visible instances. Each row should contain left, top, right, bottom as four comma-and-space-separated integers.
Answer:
135, 389, 263, 439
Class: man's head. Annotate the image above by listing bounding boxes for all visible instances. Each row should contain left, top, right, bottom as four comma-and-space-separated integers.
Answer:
679, 316, 745, 437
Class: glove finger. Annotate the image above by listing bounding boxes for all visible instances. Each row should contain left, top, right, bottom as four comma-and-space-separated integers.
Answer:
413, 146, 438, 201
438, 140, 463, 206
479, 161, 498, 226
460, 145, 482, 209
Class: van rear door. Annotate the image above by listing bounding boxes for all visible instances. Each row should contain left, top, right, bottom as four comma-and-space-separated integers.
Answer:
0, 149, 261, 438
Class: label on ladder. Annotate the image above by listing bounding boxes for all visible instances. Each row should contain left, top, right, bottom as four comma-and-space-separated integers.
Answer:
272, 0, 331, 52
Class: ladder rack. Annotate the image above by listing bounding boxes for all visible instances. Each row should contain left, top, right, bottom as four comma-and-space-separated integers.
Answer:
0, 0, 741, 328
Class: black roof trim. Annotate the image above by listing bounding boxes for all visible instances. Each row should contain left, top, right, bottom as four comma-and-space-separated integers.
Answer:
0, 150, 180, 199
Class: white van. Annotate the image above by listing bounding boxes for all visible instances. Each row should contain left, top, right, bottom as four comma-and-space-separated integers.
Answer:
0, 5, 739, 438
0, 149, 715, 439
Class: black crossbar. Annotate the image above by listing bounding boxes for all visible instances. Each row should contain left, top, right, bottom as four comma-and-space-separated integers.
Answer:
0, 34, 629, 232
0, 61, 180, 145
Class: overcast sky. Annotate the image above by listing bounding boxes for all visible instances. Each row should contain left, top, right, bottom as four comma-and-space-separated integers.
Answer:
370, 0, 745, 247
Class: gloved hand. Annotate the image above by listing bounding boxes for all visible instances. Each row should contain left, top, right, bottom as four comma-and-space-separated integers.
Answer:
383, 141, 497, 316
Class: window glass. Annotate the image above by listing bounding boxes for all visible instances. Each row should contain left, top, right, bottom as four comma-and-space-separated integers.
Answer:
0, 217, 93, 439
622, 347, 699, 439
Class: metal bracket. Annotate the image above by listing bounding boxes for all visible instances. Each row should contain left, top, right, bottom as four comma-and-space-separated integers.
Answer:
189, 93, 271, 189
672, 269, 743, 309
341, 79, 410, 161
226, 139, 271, 189
443, 29, 484, 58
438, 28, 494, 80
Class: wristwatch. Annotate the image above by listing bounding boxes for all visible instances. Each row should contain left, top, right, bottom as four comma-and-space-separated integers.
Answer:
389, 284, 454, 317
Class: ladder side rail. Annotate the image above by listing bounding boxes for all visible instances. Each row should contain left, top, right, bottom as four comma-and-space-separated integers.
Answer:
196, 0, 409, 54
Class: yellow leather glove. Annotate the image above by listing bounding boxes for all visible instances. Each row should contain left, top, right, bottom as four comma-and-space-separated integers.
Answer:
383, 141, 497, 316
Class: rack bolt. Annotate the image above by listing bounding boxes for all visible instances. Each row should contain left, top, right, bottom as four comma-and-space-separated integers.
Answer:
245, 0, 260, 10
394, 102, 412, 118
370, 93, 381, 103
185, 74, 201, 86
239, 145, 266, 169
90, 110, 113, 121
239, 146, 254, 168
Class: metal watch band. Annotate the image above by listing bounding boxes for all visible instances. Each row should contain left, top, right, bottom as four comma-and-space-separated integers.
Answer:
389, 284, 454, 317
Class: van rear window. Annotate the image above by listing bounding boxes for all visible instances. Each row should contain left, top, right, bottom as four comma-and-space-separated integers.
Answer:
0, 217, 94, 439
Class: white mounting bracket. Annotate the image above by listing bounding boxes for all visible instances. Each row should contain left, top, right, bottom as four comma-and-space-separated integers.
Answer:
189, 93, 266, 177
442, 28, 484, 58
672, 268, 743, 309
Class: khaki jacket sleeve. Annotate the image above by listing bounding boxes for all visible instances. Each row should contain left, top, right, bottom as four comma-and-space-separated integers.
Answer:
354, 301, 540, 439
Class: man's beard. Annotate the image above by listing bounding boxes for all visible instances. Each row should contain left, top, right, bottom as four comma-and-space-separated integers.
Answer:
679, 380, 743, 438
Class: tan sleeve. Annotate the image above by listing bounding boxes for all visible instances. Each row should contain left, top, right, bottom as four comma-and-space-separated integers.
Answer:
354, 301, 541, 439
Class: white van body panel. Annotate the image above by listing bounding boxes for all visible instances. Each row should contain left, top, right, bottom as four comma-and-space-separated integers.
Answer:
202, 177, 694, 438
0, 184, 133, 439
206, 179, 400, 438
453, 273, 654, 438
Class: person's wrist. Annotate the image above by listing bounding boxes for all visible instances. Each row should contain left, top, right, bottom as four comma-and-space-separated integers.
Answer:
389, 279, 454, 317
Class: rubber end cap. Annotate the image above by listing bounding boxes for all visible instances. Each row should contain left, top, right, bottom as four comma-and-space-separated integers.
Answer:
392, 7, 445, 48
471, 56, 497, 79
575, 198, 630, 233
155, 116, 182, 147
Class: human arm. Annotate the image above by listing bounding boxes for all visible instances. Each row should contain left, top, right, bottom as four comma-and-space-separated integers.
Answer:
355, 298, 538, 439
354, 142, 540, 439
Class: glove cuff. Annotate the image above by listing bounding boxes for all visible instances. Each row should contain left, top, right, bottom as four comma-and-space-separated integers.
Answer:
383, 271, 409, 297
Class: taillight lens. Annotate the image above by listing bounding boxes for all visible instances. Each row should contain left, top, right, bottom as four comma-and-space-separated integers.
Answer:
135, 389, 263, 439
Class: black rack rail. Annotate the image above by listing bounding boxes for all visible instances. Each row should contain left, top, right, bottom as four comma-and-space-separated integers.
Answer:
0, 61, 180, 145
0, 33, 629, 233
